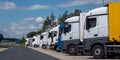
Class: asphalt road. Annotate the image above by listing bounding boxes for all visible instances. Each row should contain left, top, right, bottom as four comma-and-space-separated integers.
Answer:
0, 46, 59, 60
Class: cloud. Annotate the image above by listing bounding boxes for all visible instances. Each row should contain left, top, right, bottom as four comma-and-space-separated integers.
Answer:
0, 1, 17, 10
35, 17, 44, 23
58, 0, 89, 7
23, 17, 36, 21
57, 0, 119, 7
11, 22, 38, 30
28, 24, 38, 29
9, 21, 39, 38
23, 16, 44, 23
27, 4, 50, 10
2, 29, 7, 32
0, 1, 50, 10
7, 16, 44, 38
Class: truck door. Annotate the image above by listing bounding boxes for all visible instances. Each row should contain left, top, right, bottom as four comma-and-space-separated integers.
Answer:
84, 16, 98, 39
62, 22, 72, 41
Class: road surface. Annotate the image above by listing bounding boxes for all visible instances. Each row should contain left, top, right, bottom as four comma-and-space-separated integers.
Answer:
0, 46, 59, 60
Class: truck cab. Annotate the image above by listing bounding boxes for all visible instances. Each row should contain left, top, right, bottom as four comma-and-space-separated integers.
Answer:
81, 7, 108, 58
59, 16, 80, 55
25, 38, 29, 46
40, 32, 48, 49
32, 36, 40, 48
48, 26, 59, 50
81, 2, 120, 59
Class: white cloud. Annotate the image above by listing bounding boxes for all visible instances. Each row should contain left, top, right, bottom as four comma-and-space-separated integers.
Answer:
23, 16, 44, 23
0, 1, 17, 10
58, 0, 120, 7
23, 17, 36, 21
15, 31, 24, 35
2, 29, 7, 32
11, 26, 16, 30
28, 24, 38, 29
0, 1, 50, 10
58, 0, 89, 7
27, 4, 50, 10
9, 17, 43, 38
35, 16, 44, 23
11, 22, 21, 30
11, 22, 20, 26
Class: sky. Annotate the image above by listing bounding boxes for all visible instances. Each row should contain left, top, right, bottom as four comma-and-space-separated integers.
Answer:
0, 0, 119, 39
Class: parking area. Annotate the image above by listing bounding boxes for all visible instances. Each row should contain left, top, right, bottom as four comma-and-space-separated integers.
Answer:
29, 47, 120, 60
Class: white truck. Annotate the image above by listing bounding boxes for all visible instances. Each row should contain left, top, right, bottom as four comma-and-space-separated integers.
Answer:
32, 35, 40, 48
60, 2, 120, 59
25, 38, 29, 46
25, 37, 33, 47
59, 16, 80, 55
39, 32, 48, 49
80, 2, 120, 59
48, 26, 59, 50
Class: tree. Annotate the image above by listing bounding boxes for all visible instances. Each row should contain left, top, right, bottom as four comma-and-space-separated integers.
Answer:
36, 30, 42, 35
50, 12, 55, 21
0, 34, 4, 42
26, 32, 36, 38
58, 9, 81, 23
49, 12, 56, 28
41, 16, 50, 32
3, 38, 17, 42
71, 9, 81, 16
58, 10, 69, 23
20, 36, 26, 46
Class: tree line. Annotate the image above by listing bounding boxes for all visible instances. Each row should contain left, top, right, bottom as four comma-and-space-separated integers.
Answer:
26, 9, 81, 38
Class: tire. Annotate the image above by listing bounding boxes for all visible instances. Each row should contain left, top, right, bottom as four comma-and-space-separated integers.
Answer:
92, 45, 105, 59
68, 45, 77, 55
54, 45, 58, 50
34, 44, 37, 48
42, 45, 46, 49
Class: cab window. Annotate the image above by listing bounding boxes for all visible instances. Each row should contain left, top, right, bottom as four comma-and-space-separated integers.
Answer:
86, 17, 96, 30
32, 39, 35, 42
64, 24, 71, 33
51, 31, 57, 37
40, 35, 44, 40
48, 32, 51, 38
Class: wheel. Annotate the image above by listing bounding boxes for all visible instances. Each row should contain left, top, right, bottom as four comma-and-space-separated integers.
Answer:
42, 45, 46, 49
34, 44, 37, 48
54, 45, 58, 50
92, 45, 105, 59
68, 45, 77, 55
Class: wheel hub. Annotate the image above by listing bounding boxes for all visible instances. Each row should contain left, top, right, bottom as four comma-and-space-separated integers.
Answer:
95, 49, 101, 55
70, 48, 74, 52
